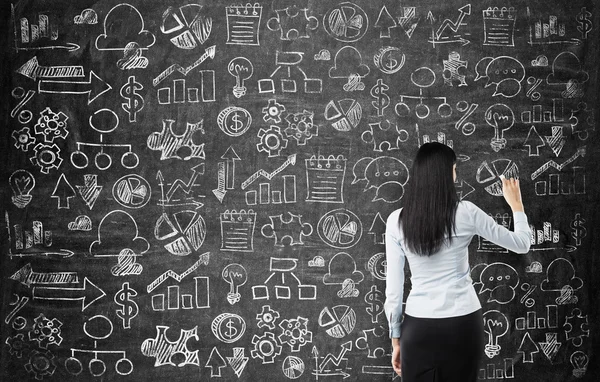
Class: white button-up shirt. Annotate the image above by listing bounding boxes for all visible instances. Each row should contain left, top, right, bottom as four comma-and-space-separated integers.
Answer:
384, 201, 532, 338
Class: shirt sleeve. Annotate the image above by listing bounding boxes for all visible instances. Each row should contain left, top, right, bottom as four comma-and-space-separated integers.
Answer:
384, 212, 405, 339
468, 202, 532, 254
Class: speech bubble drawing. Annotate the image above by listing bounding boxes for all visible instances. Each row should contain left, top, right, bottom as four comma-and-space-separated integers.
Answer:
479, 262, 519, 304
352, 157, 408, 203
475, 56, 525, 98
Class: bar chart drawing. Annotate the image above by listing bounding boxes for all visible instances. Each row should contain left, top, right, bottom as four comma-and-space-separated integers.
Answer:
14, 220, 52, 250
478, 358, 515, 380
527, 8, 581, 45
515, 305, 559, 331
521, 99, 564, 124
245, 175, 297, 205
529, 222, 561, 251
146, 254, 210, 311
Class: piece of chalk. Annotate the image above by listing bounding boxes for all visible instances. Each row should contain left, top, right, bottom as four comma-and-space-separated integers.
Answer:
499, 175, 506, 180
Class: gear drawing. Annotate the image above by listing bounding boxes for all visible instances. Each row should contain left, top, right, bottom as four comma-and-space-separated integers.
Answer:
251, 332, 282, 364
267, 6, 318, 40
12, 127, 36, 152
256, 305, 281, 330
34, 107, 69, 143
30, 143, 63, 174
261, 212, 313, 246
284, 110, 318, 145
257, 125, 288, 157
6, 333, 30, 358
278, 316, 312, 352
28, 314, 63, 349
25, 350, 57, 380
262, 99, 286, 124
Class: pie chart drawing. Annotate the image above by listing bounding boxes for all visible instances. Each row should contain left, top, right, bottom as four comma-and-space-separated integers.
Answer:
476, 159, 519, 196
160, 4, 212, 49
317, 208, 363, 249
282, 356, 305, 379
113, 174, 151, 208
323, 2, 369, 42
154, 210, 206, 256
324, 99, 362, 132
318, 305, 356, 338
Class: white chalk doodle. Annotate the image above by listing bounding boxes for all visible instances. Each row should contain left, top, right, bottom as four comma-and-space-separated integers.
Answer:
227, 348, 249, 378
483, 310, 509, 358
141, 326, 199, 367
95, 3, 155, 51
114, 282, 138, 329
267, 6, 318, 40
479, 262, 519, 304
146, 253, 210, 311
51, 173, 75, 209
252, 257, 317, 300
212, 313, 246, 344
68, 215, 92, 231
317, 208, 363, 249
147, 119, 205, 160
258, 51, 322, 94
74, 9, 97, 25
228, 57, 253, 98
475, 56, 525, 98
223, 263, 247, 305
11, 4, 80, 52
323, 2, 368, 42
564, 308, 589, 347
76, 174, 102, 209
324, 252, 364, 286
9, 169, 35, 208
366, 253, 386, 280
324, 98, 362, 132
428, 4, 471, 46
527, 7, 582, 45
476, 159, 519, 196
226, 3, 262, 46
206, 347, 226, 377
319, 305, 356, 338
220, 209, 256, 252
352, 156, 409, 203
110, 248, 143, 276
90, 210, 149, 257
279, 316, 312, 352
483, 7, 516, 47
443, 51, 468, 87
161, 5, 212, 50
112, 174, 151, 209
571, 351, 589, 377
157, 164, 205, 208
373, 46, 405, 74
305, 155, 346, 203
154, 209, 206, 256
485, 103, 515, 152
261, 213, 312, 246
213, 147, 240, 203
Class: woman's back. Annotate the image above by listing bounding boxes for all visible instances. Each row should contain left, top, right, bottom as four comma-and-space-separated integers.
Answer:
385, 200, 531, 318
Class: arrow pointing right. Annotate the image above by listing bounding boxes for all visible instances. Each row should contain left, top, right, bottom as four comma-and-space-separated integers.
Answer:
33, 277, 106, 311
38, 70, 112, 104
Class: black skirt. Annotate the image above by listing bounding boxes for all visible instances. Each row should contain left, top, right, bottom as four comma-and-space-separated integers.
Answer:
400, 309, 484, 382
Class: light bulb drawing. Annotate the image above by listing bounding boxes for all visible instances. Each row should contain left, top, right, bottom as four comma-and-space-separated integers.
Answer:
482, 310, 509, 359
228, 57, 254, 98
222, 263, 247, 305
485, 103, 514, 152
570, 351, 588, 378
9, 170, 36, 208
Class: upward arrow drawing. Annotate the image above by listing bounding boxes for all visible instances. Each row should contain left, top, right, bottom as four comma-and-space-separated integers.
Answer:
241, 154, 296, 189
319, 341, 352, 372
166, 163, 205, 202
436, 4, 471, 39
212, 146, 240, 203
205, 347, 227, 377
51, 173, 76, 209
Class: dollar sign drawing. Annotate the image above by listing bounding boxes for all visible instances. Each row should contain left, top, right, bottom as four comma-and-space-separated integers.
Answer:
364, 285, 385, 324
230, 112, 244, 133
570, 213, 587, 246
120, 75, 144, 123
225, 318, 238, 339
576, 7, 592, 40
370, 78, 390, 117
114, 282, 139, 329
385, 55, 398, 71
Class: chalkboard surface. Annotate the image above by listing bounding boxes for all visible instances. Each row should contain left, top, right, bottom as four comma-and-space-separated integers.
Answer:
1, 0, 599, 381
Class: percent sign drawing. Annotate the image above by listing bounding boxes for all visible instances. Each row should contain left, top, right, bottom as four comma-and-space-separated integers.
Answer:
120, 75, 145, 123
114, 282, 139, 329
520, 283, 536, 308
370, 79, 390, 117
526, 77, 542, 101
455, 100, 478, 135
11, 87, 35, 124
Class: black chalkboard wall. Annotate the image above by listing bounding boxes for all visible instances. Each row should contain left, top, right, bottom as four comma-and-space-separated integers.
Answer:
1, 0, 599, 381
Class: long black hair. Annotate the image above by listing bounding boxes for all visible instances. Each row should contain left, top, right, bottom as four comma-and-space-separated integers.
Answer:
400, 142, 459, 256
